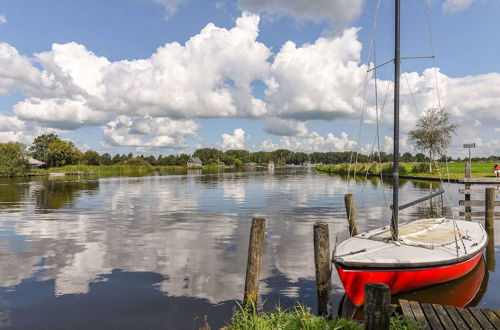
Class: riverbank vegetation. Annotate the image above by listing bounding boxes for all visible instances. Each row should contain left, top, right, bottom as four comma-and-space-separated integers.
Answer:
316, 161, 500, 179
223, 304, 419, 329
1, 133, 499, 177
0, 142, 29, 177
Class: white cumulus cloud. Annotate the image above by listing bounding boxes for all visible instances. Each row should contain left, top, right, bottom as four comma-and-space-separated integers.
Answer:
266, 28, 367, 121
0, 15, 6, 24
0, 12, 499, 152
261, 131, 357, 153
102, 116, 198, 148
221, 128, 247, 149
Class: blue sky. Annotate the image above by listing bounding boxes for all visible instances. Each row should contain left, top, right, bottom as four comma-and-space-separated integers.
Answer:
0, 0, 499, 157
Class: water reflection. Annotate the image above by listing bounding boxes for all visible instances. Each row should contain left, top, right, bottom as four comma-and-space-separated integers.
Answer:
395, 257, 487, 307
0, 169, 498, 328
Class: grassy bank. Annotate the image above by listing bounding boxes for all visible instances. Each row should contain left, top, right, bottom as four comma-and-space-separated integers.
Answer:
30, 164, 236, 177
316, 161, 499, 180
222, 304, 419, 329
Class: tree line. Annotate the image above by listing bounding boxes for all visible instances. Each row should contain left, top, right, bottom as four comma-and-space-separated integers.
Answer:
1, 132, 499, 177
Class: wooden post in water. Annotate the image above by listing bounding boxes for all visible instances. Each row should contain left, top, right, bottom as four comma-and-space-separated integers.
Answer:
243, 218, 266, 309
344, 194, 358, 237
364, 283, 391, 330
485, 188, 495, 229
313, 221, 332, 319
464, 164, 472, 221
485, 188, 496, 271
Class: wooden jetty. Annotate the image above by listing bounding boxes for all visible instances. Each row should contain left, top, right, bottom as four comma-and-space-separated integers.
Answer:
400, 299, 500, 329
459, 178, 500, 184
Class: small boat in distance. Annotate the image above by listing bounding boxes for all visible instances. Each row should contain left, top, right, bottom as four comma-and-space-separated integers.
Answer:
332, 0, 487, 306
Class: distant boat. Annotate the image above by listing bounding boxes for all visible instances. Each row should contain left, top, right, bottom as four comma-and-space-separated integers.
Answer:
267, 161, 275, 170
332, 0, 487, 306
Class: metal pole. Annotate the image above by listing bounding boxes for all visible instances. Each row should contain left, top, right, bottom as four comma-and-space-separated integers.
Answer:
391, 0, 401, 241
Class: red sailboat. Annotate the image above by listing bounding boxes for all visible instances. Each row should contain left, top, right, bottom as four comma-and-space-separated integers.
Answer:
332, 0, 487, 306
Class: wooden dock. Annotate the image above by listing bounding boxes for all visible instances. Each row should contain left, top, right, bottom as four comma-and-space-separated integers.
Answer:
459, 178, 500, 184
400, 299, 500, 329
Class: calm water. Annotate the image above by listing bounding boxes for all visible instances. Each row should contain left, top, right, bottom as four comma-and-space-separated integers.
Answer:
0, 168, 498, 329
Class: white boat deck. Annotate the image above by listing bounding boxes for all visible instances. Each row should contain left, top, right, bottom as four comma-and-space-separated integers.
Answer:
334, 218, 487, 269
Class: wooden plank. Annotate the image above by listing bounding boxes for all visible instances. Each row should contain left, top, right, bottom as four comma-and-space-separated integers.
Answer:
421, 303, 444, 330
444, 305, 469, 329
459, 188, 499, 195
409, 300, 430, 330
468, 307, 494, 329
432, 304, 456, 330
399, 300, 416, 322
459, 211, 500, 217
456, 307, 481, 329
459, 200, 500, 206
481, 309, 500, 328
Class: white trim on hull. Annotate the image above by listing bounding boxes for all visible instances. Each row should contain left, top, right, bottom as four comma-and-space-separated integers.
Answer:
334, 218, 487, 269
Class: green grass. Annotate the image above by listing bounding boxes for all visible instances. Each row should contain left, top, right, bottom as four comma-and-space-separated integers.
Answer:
33, 164, 153, 176
316, 161, 499, 179
30, 164, 237, 177
223, 303, 420, 329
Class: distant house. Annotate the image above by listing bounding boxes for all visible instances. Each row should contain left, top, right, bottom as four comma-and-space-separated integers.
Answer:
27, 157, 46, 169
187, 157, 203, 167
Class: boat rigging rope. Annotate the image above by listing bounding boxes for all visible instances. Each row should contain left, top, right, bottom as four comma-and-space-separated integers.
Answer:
424, 0, 442, 110
404, 72, 422, 117
423, 0, 463, 255
432, 157, 467, 255
348, 0, 383, 180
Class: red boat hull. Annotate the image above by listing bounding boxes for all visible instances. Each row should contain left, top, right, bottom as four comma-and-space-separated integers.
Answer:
336, 251, 483, 306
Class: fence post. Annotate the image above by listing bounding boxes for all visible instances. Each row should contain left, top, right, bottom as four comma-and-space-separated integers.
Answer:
243, 218, 266, 309
344, 194, 358, 236
313, 221, 332, 319
364, 283, 391, 330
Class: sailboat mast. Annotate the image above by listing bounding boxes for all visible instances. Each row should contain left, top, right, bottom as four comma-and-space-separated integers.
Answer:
391, 0, 401, 241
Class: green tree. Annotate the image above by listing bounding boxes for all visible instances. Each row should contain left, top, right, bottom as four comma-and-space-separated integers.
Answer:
125, 157, 150, 166
289, 152, 309, 165
112, 154, 125, 164
409, 108, 458, 172
82, 150, 100, 165
193, 148, 223, 164
414, 153, 427, 162
47, 140, 80, 167
99, 152, 112, 165
0, 142, 29, 177
29, 133, 60, 164
176, 153, 190, 166
401, 152, 414, 162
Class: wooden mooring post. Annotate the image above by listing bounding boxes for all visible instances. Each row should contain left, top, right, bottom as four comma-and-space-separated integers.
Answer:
486, 188, 496, 272
344, 194, 358, 236
313, 221, 332, 319
243, 218, 266, 309
364, 283, 391, 330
